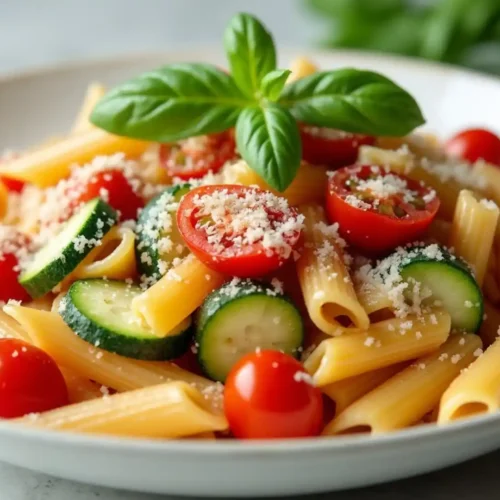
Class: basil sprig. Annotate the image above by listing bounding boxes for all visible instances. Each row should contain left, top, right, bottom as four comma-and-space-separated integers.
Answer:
91, 12, 425, 191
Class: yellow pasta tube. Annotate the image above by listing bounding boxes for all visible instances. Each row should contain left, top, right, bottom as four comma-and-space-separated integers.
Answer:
184, 431, 216, 440
449, 190, 498, 286
16, 381, 228, 438
288, 56, 318, 82
296, 204, 369, 336
480, 300, 500, 347
132, 254, 226, 336
473, 160, 500, 210
324, 334, 481, 435
59, 368, 103, 403
0, 129, 149, 187
71, 82, 106, 134
304, 310, 450, 385
321, 363, 407, 415
358, 145, 414, 175
3, 306, 220, 402
439, 338, 500, 422
0, 309, 32, 342
72, 226, 137, 280
354, 281, 393, 316
223, 160, 327, 207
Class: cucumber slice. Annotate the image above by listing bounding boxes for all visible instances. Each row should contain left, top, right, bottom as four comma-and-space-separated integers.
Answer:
400, 246, 483, 332
135, 184, 190, 280
20, 198, 117, 298
196, 279, 304, 382
61, 279, 192, 360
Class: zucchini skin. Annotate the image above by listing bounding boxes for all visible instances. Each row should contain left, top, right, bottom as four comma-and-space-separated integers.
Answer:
20, 199, 117, 298
61, 279, 192, 361
196, 280, 304, 382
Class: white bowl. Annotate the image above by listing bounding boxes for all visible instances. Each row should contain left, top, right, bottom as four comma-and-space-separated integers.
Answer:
0, 50, 500, 497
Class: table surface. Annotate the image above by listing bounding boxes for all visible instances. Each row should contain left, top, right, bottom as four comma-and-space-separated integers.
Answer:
1, 0, 500, 498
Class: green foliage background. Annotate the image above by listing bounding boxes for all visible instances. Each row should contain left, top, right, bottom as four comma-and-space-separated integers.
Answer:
304, 0, 500, 75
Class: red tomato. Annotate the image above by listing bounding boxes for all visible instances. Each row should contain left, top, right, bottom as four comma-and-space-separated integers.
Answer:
445, 128, 500, 166
224, 350, 323, 439
300, 125, 375, 168
326, 165, 440, 254
69, 169, 144, 220
0, 339, 68, 418
1, 176, 25, 193
177, 185, 303, 277
0, 229, 32, 302
159, 131, 236, 180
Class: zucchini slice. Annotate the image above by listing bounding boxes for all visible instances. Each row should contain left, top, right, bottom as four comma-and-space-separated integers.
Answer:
20, 198, 117, 298
60, 279, 192, 360
135, 184, 190, 280
400, 246, 483, 332
196, 279, 304, 382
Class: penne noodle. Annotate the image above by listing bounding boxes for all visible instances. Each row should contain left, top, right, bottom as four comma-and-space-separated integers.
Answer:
59, 368, 104, 403
438, 338, 500, 422
304, 310, 450, 385
15, 381, 228, 438
0, 129, 149, 187
324, 334, 481, 435
132, 254, 226, 336
480, 300, 500, 347
288, 56, 318, 82
449, 190, 499, 286
71, 82, 106, 134
296, 204, 369, 336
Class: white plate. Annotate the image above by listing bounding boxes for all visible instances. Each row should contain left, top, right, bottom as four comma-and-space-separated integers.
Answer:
1, 50, 500, 497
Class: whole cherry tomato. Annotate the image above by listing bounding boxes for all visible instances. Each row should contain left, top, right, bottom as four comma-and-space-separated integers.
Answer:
445, 128, 500, 166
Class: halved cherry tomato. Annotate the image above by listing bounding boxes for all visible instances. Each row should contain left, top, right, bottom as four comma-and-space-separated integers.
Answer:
159, 131, 236, 180
224, 350, 323, 439
0, 338, 68, 418
177, 185, 303, 277
445, 128, 500, 166
0, 229, 32, 302
300, 125, 375, 168
326, 165, 440, 254
69, 169, 144, 220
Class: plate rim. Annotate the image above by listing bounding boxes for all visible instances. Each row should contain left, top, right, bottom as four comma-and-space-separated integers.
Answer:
1, 48, 500, 456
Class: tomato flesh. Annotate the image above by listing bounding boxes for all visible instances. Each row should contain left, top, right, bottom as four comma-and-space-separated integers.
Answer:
224, 350, 323, 439
326, 165, 440, 254
177, 185, 303, 277
70, 169, 144, 220
160, 131, 236, 180
300, 125, 375, 168
445, 128, 500, 166
1, 176, 25, 193
0, 339, 68, 418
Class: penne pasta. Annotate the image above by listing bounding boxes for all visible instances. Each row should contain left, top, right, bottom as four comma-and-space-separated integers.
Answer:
132, 254, 226, 336
324, 334, 481, 435
480, 300, 500, 347
321, 363, 407, 415
288, 56, 318, 82
304, 310, 450, 385
439, 338, 500, 422
296, 204, 369, 336
59, 368, 104, 403
0, 129, 149, 187
449, 190, 499, 286
15, 381, 228, 438
71, 82, 106, 134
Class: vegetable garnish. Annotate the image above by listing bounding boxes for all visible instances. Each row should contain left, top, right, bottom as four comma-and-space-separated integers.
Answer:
91, 13, 425, 191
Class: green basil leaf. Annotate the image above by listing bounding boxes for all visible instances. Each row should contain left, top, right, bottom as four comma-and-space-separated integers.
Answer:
235, 104, 301, 192
224, 13, 277, 98
260, 69, 291, 101
91, 63, 250, 142
280, 69, 425, 136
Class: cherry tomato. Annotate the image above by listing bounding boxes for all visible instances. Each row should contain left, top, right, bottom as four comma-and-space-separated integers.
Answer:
69, 169, 144, 220
445, 128, 500, 166
326, 165, 440, 254
0, 338, 68, 418
159, 131, 236, 180
300, 125, 375, 168
0, 228, 32, 302
0, 177, 25, 193
224, 350, 323, 439
177, 185, 303, 277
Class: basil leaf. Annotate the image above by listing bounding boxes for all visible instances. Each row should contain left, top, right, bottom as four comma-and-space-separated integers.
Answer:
91, 63, 250, 142
236, 104, 301, 192
280, 69, 425, 136
224, 13, 277, 98
260, 70, 291, 101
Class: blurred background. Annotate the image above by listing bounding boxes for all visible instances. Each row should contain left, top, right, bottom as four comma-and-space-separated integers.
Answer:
1, 0, 499, 75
